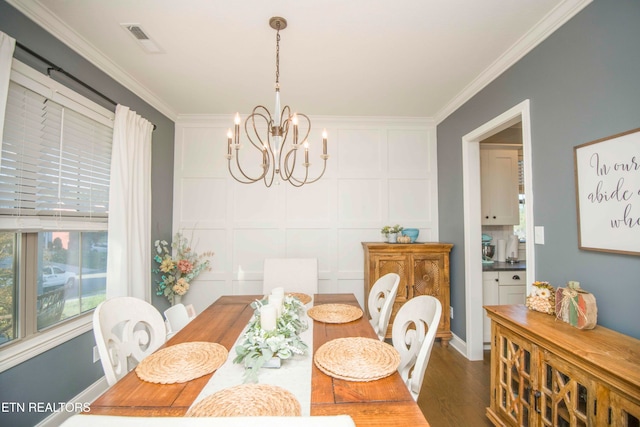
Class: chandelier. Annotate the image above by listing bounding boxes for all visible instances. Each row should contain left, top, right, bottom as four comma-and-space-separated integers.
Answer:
226, 16, 328, 187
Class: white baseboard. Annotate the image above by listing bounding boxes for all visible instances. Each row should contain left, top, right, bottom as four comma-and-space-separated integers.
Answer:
447, 332, 467, 357
35, 376, 109, 427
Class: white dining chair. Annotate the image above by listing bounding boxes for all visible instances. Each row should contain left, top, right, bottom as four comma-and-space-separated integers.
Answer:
164, 303, 194, 339
391, 295, 442, 401
262, 258, 318, 295
367, 273, 400, 341
93, 296, 166, 386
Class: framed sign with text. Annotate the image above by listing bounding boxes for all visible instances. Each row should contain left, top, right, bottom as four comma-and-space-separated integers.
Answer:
574, 127, 640, 255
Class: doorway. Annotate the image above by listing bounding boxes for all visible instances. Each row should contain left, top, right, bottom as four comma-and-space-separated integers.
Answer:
461, 100, 535, 361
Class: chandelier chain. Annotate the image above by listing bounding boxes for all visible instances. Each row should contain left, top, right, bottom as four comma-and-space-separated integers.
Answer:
275, 24, 281, 86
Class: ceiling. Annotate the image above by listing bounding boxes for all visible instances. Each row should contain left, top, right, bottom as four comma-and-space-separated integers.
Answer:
7, 0, 590, 121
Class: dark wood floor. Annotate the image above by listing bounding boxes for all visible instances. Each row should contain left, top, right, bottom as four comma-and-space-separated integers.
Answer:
417, 343, 493, 427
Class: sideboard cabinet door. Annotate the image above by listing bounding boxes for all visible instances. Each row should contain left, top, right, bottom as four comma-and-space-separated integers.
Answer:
539, 351, 597, 426
493, 324, 535, 426
611, 392, 640, 426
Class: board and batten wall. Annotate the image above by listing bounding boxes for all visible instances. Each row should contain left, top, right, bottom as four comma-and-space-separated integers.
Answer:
173, 115, 438, 313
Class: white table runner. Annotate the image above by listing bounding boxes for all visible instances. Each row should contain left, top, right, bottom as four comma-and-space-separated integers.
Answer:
190, 301, 314, 416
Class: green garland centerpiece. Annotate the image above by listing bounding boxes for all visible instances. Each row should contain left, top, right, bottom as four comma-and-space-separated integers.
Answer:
233, 295, 309, 382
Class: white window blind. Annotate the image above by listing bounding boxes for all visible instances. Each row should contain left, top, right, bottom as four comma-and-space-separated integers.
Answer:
0, 80, 113, 226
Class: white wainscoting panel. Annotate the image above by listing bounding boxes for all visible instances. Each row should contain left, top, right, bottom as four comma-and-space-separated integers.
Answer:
388, 129, 432, 178
337, 128, 383, 177
337, 179, 382, 225
174, 116, 438, 308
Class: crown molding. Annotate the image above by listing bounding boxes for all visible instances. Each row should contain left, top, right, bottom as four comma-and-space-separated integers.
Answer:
6, 0, 178, 120
176, 114, 435, 128
434, 0, 593, 125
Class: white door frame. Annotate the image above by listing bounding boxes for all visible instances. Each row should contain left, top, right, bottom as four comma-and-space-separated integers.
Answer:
461, 99, 535, 361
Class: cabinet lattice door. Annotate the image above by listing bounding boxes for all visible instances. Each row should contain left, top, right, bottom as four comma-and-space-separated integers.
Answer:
495, 325, 535, 426
611, 392, 640, 426
539, 353, 595, 426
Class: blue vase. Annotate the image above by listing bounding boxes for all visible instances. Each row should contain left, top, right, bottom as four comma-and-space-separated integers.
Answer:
402, 228, 419, 243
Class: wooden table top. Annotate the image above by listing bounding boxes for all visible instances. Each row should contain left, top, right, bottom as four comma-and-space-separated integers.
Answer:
89, 293, 429, 427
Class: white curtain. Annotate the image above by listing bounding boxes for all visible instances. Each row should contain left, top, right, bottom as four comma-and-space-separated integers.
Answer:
0, 32, 16, 152
106, 104, 153, 300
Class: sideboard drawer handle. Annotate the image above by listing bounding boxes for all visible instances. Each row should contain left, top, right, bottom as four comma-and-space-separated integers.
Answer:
513, 275, 520, 280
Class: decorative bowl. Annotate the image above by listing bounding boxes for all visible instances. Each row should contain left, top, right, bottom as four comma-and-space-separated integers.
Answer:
401, 228, 419, 243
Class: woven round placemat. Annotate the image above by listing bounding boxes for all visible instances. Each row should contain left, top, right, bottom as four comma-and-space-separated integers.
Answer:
135, 341, 228, 384
186, 383, 301, 417
314, 337, 400, 382
288, 292, 312, 305
307, 304, 363, 323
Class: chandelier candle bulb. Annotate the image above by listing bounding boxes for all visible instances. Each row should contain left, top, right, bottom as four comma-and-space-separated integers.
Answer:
227, 129, 233, 156
304, 141, 309, 164
234, 113, 240, 145
322, 129, 327, 155
260, 304, 277, 331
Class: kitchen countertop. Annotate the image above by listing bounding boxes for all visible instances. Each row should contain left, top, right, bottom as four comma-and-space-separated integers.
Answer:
482, 261, 526, 271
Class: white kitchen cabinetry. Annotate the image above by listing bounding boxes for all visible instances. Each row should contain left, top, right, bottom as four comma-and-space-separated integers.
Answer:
483, 271, 499, 343
480, 148, 519, 225
482, 270, 526, 343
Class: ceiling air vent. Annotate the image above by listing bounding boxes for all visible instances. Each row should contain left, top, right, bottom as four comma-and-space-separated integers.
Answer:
121, 23, 164, 53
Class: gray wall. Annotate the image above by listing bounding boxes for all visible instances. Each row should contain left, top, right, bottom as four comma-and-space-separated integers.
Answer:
438, 0, 640, 341
0, 2, 174, 425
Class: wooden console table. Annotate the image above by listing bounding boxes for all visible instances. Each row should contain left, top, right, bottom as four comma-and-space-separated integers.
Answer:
362, 242, 453, 344
485, 304, 640, 426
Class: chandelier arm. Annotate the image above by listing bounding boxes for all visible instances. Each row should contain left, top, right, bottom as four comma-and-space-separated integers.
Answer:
291, 158, 328, 185
246, 109, 272, 152
231, 115, 270, 183
282, 150, 308, 188
231, 146, 268, 183
262, 145, 276, 187
228, 159, 262, 184
295, 113, 312, 144
282, 144, 303, 182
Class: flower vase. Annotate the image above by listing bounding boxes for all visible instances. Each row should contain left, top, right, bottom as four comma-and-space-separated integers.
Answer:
171, 294, 182, 306
387, 233, 398, 243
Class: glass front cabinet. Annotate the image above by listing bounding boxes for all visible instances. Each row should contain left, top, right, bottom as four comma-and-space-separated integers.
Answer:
486, 305, 640, 427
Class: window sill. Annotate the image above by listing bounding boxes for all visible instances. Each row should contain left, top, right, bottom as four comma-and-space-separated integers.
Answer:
0, 313, 93, 373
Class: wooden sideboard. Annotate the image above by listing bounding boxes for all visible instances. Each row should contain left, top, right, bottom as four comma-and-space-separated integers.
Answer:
362, 242, 453, 345
485, 304, 640, 426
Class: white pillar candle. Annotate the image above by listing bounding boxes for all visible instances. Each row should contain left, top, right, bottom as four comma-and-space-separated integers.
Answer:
271, 287, 285, 298
269, 294, 283, 317
260, 305, 277, 331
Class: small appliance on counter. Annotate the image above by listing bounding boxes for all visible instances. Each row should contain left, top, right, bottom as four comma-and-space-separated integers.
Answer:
506, 234, 519, 263
482, 234, 495, 264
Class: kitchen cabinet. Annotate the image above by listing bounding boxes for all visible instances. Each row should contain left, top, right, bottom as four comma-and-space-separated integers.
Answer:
485, 305, 640, 427
362, 242, 452, 345
483, 270, 526, 343
481, 148, 520, 225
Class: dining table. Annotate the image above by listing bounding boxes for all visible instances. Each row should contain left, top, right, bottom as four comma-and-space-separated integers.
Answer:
88, 293, 430, 427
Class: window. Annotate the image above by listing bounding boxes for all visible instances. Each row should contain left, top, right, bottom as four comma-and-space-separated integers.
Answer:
0, 60, 114, 369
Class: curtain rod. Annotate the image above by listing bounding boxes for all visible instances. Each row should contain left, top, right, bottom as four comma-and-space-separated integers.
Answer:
15, 41, 156, 131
